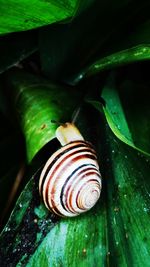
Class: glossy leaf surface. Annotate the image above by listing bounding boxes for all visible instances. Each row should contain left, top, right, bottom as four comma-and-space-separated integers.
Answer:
0, 0, 79, 34
83, 45, 150, 79
88, 71, 150, 157
5, 69, 82, 162
104, 126, 150, 267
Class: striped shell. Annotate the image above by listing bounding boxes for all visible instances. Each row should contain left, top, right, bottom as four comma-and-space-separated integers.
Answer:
39, 140, 102, 217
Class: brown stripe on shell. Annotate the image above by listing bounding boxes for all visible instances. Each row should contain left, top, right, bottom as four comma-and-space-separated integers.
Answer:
63, 168, 101, 213
45, 153, 97, 213
39, 141, 96, 195
39, 140, 101, 217
41, 144, 97, 204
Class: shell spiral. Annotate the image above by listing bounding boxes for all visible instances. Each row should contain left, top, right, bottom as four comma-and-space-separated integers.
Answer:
39, 140, 102, 217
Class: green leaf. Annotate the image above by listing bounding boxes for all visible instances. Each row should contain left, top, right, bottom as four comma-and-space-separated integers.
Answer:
83, 45, 150, 78
26, 207, 107, 267
5, 69, 83, 162
87, 71, 150, 157
104, 126, 150, 266
0, 0, 79, 34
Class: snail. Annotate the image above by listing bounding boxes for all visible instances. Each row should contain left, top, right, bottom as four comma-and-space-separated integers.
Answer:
39, 123, 102, 217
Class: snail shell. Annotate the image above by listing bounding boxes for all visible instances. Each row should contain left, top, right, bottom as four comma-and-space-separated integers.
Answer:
39, 123, 102, 217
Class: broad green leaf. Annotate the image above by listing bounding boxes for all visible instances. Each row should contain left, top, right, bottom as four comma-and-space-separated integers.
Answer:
5, 69, 83, 162
105, 126, 150, 266
0, 0, 79, 34
0, 31, 37, 74
26, 204, 107, 267
82, 45, 150, 79
88, 72, 150, 157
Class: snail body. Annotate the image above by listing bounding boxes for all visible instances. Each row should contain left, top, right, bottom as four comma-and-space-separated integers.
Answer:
39, 123, 102, 217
